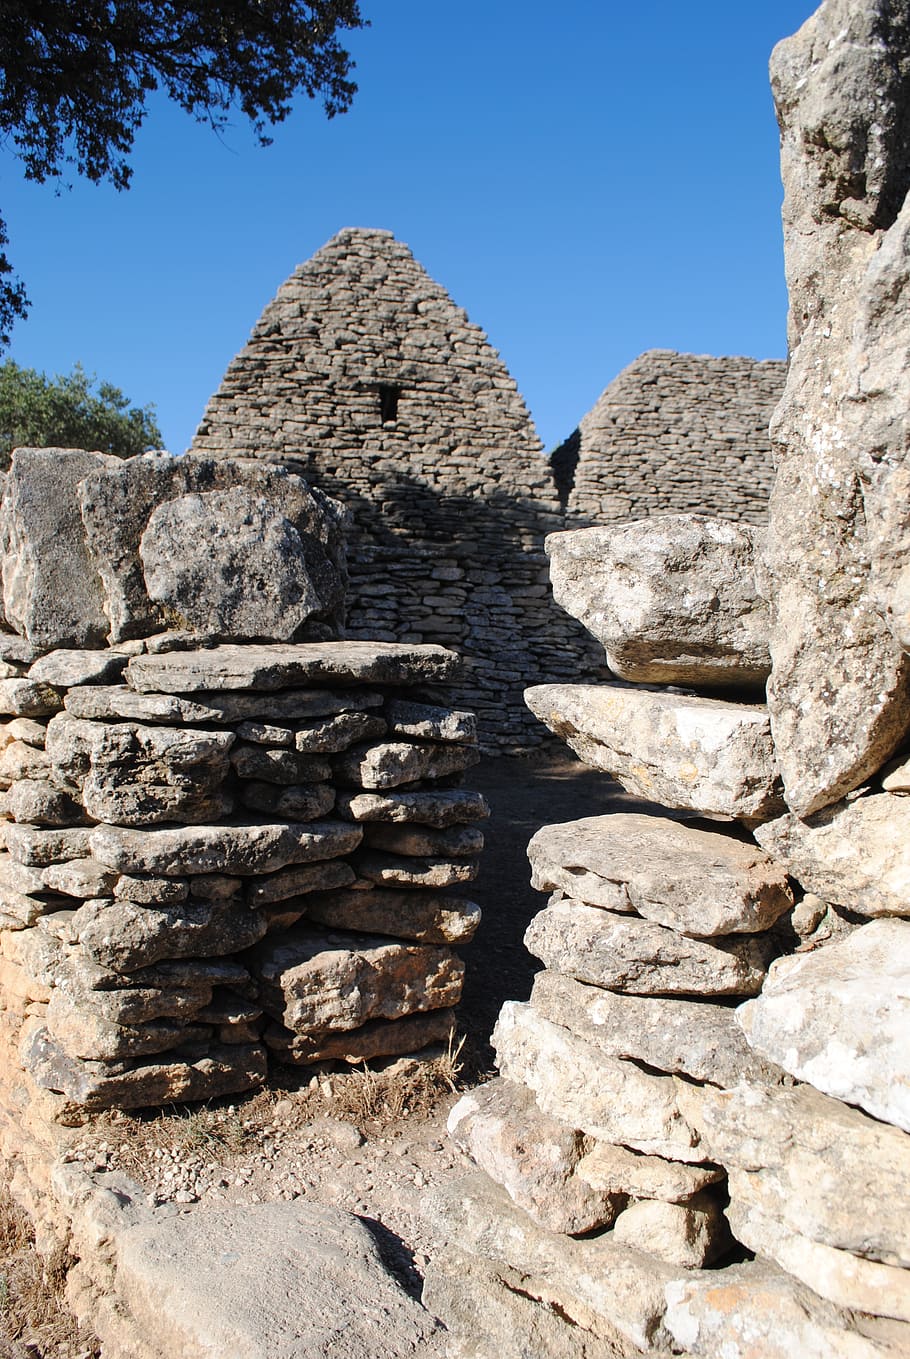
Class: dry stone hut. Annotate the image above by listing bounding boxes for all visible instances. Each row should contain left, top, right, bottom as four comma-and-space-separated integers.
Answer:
192, 228, 605, 750
554, 349, 787, 524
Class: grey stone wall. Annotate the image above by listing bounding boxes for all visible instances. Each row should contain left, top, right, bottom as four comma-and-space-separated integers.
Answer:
191, 228, 607, 751
562, 350, 787, 526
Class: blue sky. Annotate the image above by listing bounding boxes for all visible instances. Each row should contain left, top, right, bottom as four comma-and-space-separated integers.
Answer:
2, 1, 817, 455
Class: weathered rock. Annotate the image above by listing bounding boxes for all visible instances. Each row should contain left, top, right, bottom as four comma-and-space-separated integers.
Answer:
22, 1024, 266, 1110
530, 971, 783, 1087
528, 814, 792, 936
4, 823, 93, 866
737, 918, 910, 1132
524, 683, 783, 819
755, 792, 910, 917
0, 883, 46, 926
727, 1197, 910, 1322
113, 874, 188, 905
0, 737, 53, 785
882, 753, 910, 792
248, 927, 464, 1033
0, 677, 63, 717
305, 888, 481, 944
353, 851, 480, 890
230, 742, 330, 785
89, 819, 361, 876
126, 641, 459, 694
290, 712, 386, 752
47, 713, 235, 827
0, 852, 46, 895
40, 858, 117, 899
237, 781, 337, 821
45, 990, 207, 1061
426, 1171, 675, 1353
611, 1193, 728, 1269
112, 1201, 441, 1359
761, 0, 910, 815
675, 1080, 910, 1269
664, 1259, 900, 1359
546, 516, 771, 687
447, 1078, 625, 1234
334, 739, 480, 790
0, 447, 117, 648
525, 900, 770, 996
4, 717, 47, 746
244, 859, 356, 907
265, 1006, 456, 1066
71, 895, 269, 972
65, 683, 383, 725
493, 1002, 704, 1161
337, 788, 490, 827
384, 699, 477, 743
79, 453, 348, 642
5, 779, 83, 826
28, 649, 128, 688
362, 824, 485, 858
574, 1142, 724, 1205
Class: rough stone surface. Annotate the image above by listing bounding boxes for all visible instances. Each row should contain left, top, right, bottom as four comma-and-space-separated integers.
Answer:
65, 684, 384, 725
112, 1200, 442, 1359
337, 788, 490, 827
676, 1080, 910, 1270
524, 683, 783, 819
248, 927, 464, 1033
493, 1002, 704, 1162
71, 895, 269, 972
737, 918, 910, 1132
333, 739, 480, 790
89, 820, 361, 876
0, 447, 117, 648
530, 971, 783, 1087
760, 0, 910, 816
755, 792, 910, 917
384, 699, 477, 743
265, 1006, 456, 1066
610, 1194, 728, 1269
664, 1260, 900, 1359
28, 649, 129, 687
528, 814, 792, 936
243, 859, 356, 906
447, 1078, 625, 1235
0, 677, 63, 717
127, 641, 460, 694
525, 899, 770, 997
352, 851, 479, 890
361, 823, 484, 858
547, 516, 770, 687
574, 1142, 724, 1205
304, 888, 481, 944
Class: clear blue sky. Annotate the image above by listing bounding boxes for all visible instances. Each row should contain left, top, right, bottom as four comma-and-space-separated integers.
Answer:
2, 1, 817, 456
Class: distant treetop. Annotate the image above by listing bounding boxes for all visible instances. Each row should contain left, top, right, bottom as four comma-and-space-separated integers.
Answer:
0, 360, 162, 468
0, 1, 365, 344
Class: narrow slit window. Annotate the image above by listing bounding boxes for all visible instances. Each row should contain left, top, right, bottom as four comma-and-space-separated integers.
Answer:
378, 384, 400, 424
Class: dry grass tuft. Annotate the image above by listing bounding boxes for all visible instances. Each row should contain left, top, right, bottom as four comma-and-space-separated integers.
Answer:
0, 1183, 99, 1359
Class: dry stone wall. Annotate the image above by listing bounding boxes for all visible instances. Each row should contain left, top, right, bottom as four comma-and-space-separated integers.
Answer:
0, 450, 487, 1119
191, 227, 607, 750
559, 350, 786, 526
428, 2, 910, 1354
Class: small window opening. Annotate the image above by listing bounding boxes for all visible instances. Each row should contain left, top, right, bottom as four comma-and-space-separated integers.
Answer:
378, 384, 400, 424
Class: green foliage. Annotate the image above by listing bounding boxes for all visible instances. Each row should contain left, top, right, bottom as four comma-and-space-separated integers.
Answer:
0, 1, 365, 344
0, 360, 162, 469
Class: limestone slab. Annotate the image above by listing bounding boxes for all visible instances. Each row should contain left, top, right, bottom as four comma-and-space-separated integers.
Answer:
305, 888, 480, 944
546, 516, 770, 687
244, 860, 355, 907
89, 819, 361, 876
675, 1080, 910, 1269
337, 788, 489, 827
71, 895, 269, 972
362, 823, 484, 858
611, 1194, 728, 1269
528, 813, 792, 936
530, 971, 782, 1087
248, 927, 464, 1033
0, 447, 117, 648
353, 851, 480, 890
384, 699, 477, 742
447, 1078, 625, 1235
126, 641, 460, 694
28, 649, 129, 688
755, 792, 910, 917
524, 683, 783, 819
574, 1142, 723, 1205
0, 677, 63, 717
5, 824, 93, 866
525, 900, 770, 997
230, 743, 330, 785
737, 918, 910, 1132
64, 683, 383, 725
333, 739, 480, 790
493, 1002, 704, 1162
237, 781, 336, 821
265, 1006, 456, 1066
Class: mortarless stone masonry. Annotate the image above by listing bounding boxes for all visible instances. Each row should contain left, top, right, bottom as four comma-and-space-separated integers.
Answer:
192, 232, 783, 750
556, 349, 786, 525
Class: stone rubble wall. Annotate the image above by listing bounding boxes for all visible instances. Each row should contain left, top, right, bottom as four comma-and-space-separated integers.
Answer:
0, 450, 487, 1120
560, 349, 786, 526
428, 3, 910, 1353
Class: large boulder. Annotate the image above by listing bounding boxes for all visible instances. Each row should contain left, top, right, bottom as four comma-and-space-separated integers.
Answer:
761, 0, 910, 815
546, 516, 770, 688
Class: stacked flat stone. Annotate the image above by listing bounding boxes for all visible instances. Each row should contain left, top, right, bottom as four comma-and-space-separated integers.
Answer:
556, 350, 786, 527
0, 640, 485, 1113
430, 492, 909, 1353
